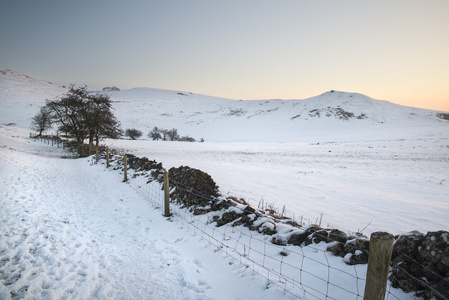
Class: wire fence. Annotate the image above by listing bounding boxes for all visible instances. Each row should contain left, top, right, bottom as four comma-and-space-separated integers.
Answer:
123, 169, 365, 299
33, 135, 449, 300
389, 248, 449, 300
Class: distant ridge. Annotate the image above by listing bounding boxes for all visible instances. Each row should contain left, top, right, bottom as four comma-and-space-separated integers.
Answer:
1, 68, 447, 142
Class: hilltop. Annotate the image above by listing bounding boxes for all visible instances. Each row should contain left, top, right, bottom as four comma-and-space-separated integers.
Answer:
1, 68, 447, 142
1, 68, 448, 299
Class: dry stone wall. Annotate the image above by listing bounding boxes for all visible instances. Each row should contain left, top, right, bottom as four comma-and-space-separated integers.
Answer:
107, 151, 448, 299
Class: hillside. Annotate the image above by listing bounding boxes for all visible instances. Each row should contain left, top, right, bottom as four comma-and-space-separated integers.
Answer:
1, 68, 447, 142
105, 88, 447, 142
0, 68, 67, 128
1, 68, 448, 299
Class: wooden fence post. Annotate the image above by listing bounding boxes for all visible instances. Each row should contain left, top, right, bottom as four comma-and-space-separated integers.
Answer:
106, 147, 110, 168
123, 154, 128, 182
163, 171, 171, 217
364, 231, 395, 300
96, 147, 99, 163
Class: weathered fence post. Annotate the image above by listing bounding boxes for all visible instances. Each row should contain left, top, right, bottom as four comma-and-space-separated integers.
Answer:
106, 147, 110, 168
363, 231, 395, 300
96, 147, 99, 163
163, 171, 171, 217
123, 154, 128, 182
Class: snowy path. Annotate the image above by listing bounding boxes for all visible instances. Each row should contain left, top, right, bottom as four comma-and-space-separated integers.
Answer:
0, 138, 290, 299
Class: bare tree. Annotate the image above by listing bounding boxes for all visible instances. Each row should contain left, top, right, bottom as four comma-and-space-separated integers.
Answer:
85, 93, 121, 146
45, 85, 121, 145
160, 129, 169, 141
148, 127, 162, 140
167, 128, 179, 141
125, 128, 142, 140
31, 106, 53, 136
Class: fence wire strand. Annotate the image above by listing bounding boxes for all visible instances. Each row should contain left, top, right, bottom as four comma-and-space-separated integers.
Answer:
33, 137, 444, 300
128, 175, 367, 299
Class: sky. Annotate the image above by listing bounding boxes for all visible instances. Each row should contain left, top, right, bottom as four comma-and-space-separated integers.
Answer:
1, 0, 448, 111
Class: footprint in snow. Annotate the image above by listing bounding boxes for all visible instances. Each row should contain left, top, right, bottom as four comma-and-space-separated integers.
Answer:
10, 285, 28, 299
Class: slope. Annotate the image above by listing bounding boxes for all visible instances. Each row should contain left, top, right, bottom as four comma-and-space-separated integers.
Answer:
0, 68, 67, 129
0, 128, 297, 299
1, 68, 447, 143
104, 88, 447, 142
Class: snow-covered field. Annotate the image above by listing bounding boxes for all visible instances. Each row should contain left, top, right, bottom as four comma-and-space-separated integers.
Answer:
1, 127, 299, 299
0, 126, 415, 299
1, 68, 448, 299
107, 134, 449, 236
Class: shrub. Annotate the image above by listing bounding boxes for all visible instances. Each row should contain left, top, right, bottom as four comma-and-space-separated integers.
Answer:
147, 126, 199, 142
125, 128, 142, 140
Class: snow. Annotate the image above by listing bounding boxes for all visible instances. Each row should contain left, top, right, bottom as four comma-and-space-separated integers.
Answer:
1, 68, 448, 299
0, 129, 297, 299
0, 69, 66, 129
107, 137, 449, 236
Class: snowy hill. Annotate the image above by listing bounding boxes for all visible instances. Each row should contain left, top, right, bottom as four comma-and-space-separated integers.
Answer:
1, 68, 447, 142
1, 68, 448, 299
105, 87, 446, 142
0, 68, 67, 128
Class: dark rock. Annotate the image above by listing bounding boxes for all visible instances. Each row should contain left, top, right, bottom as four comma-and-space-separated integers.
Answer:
243, 205, 256, 214
341, 238, 370, 265
327, 242, 345, 257
391, 231, 425, 265
328, 229, 348, 244
309, 229, 329, 245
417, 231, 449, 277
303, 228, 347, 246
288, 225, 320, 246
285, 220, 302, 228
250, 218, 277, 235
259, 222, 277, 235
232, 214, 255, 227
272, 236, 288, 246
216, 211, 242, 227
192, 207, 212, 215
287, 231, 309, 246
390, 230, 449, 300
327, 236, 369, 265
345, 237, 370, 253
210, 199, 232, 211
348, 251, 368, 265
168, 166, 219, 208
419, 278, 449, 300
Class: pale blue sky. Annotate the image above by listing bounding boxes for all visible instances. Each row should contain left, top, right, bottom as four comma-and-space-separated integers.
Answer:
1, 0, 448, 110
